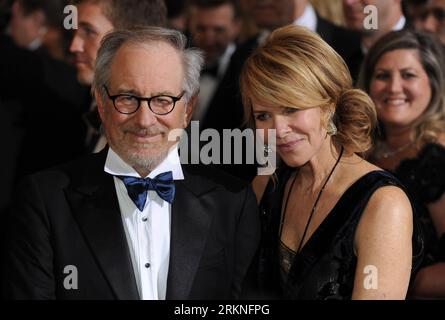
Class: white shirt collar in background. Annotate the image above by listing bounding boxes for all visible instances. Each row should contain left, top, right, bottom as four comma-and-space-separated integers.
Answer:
294, 3, 317, 33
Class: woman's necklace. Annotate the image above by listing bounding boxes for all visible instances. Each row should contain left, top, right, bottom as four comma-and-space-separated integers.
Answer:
374, 140, 414, 160
280, 146, 344, 254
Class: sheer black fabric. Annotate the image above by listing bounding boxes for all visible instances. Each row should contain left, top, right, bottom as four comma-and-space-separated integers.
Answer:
395, 143, 445, 265
257, 169, 423, 300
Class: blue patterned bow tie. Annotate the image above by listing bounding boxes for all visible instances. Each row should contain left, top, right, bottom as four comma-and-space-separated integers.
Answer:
117, 171, 175, 211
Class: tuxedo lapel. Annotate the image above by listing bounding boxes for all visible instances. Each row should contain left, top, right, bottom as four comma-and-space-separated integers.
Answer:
166, 166, 217, 299
65, 152, 139, 300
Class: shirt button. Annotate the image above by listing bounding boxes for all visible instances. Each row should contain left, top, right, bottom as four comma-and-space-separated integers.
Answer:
142, 217, 148, 222
145, 263, 151, 268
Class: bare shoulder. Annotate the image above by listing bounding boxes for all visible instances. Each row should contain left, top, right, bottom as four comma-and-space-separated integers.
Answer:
357, 185, 413, 241
366, 185, 412, 214
339, 154, 412, 221
352, 185, 413, 299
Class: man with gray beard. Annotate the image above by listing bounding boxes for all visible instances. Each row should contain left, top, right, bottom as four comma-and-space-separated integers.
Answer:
2, 27, 260, 300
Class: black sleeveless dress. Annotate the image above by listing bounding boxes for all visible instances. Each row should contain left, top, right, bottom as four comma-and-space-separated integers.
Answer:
257, 169, 424, 300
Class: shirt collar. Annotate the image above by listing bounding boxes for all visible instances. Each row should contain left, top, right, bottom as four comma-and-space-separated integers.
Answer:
293, 3, 317, 32
258, 30, 270, 46
6, 25, 43, 51
216, 43, 236, 78
104, 144, 184, 180
27, 37, 43, 51
392, 15, 406, 31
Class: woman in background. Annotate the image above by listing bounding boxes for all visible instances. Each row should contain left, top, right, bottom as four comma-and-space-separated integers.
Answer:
360, 29, 445, 298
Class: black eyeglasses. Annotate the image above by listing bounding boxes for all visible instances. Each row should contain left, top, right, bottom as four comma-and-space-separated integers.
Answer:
103, 85, 185, 115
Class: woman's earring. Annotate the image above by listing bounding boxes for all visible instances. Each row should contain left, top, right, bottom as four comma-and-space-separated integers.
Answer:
327, 119, 337, 136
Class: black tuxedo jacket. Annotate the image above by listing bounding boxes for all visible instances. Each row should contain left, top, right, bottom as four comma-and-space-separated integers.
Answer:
2, 150, 260, 299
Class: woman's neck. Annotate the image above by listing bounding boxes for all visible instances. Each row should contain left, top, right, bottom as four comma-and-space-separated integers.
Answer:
384, 125, 413, 149
298, 139, 341, 193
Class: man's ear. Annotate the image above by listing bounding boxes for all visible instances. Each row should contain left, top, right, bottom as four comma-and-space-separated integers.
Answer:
183, 94, 198, 127
94, 89, 106, 121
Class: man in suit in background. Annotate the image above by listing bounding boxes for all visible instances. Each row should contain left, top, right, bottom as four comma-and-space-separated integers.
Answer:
69, 0, 167, 153
0, 0, 89, 215
188, 0, 242, 125
7, 0, 61, 50
2, 27, 260, 300
342, 0, 406, 79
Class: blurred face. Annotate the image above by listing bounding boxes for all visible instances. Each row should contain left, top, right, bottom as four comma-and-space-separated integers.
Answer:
9, 1, 45, 48
252, 103, 328, 167
69, 2, 113, 85
369, 49, 431, 130
96, 42, 192, 173
417, 0, 445, 44
189, 4, 241, 65
342, 0, 400, 31
407, 4, 428, 31
246, 0, 302, 31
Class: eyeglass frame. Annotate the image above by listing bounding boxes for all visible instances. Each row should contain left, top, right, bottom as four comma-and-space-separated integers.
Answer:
102, 85, 185, 115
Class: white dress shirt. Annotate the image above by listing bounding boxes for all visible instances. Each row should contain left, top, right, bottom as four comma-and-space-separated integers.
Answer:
104, 145, 184, 300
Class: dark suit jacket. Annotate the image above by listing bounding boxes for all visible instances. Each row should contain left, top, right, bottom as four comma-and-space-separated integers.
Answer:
0, 100, 24, 215
0, 35, 90, 166
2, 150, 260, 299
0, 34, 90, 215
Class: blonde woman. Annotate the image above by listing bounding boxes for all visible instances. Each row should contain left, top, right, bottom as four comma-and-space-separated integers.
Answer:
240, 25, 423, 300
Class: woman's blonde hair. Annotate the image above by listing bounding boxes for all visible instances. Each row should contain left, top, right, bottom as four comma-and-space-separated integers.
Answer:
359, 29, 445, 145
240, 25, 377, 155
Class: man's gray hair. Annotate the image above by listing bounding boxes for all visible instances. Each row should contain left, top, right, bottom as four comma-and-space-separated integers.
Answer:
93, 27, 204, 103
